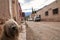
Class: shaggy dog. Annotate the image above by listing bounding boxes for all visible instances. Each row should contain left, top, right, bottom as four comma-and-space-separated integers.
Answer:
1, 19, 19, 40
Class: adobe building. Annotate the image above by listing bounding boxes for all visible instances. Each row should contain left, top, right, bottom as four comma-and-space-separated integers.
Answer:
31, 12, 36, 20
0, 0, 22, 25
11, 0, 22, 24
30, 8, 37, 20
0, 0, 22, 37
36, 0, 60, 22
18, 3, 22, 21
17, 2, 23, 24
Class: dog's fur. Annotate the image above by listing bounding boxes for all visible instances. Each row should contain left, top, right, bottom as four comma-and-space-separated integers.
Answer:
1, 19, 19, 40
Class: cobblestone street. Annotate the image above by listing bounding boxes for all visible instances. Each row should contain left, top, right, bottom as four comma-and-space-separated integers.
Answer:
26, 21, 60, 40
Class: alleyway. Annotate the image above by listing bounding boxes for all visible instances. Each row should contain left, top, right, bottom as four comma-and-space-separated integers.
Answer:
26, 21, 60, 40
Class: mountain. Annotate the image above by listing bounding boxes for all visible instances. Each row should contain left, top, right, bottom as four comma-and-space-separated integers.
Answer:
25, 12, 32, 16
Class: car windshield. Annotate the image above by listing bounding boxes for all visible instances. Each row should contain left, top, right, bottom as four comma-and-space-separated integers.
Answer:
36, 16, 39, 18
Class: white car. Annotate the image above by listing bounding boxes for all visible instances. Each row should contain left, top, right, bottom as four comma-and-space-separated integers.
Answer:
28, 18, 33, 21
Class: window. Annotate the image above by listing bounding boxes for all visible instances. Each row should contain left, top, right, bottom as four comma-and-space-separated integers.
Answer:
45, 11, 48, 16
39, 15, 41, 17
53, 8, 58, 15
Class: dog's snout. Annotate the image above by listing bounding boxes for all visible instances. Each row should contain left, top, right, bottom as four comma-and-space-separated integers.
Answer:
12, 26, 17, 30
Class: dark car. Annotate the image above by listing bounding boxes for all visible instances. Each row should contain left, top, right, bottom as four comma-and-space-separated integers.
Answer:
34, 16, 41, 21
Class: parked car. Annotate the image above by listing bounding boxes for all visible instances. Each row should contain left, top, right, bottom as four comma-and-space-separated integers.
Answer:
28, 18, 33, 21
34, 16, 41, 21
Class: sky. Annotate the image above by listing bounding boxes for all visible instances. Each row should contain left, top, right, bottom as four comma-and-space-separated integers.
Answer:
18, 0, 56, 12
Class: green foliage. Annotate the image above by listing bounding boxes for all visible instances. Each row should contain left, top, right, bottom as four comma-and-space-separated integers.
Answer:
25, 16, 29, 20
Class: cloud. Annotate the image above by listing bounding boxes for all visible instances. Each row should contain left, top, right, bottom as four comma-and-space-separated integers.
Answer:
25, 0, 32, 3
18, 0, 56, 12
22, 9, 32, 12
18, 0, 24, 4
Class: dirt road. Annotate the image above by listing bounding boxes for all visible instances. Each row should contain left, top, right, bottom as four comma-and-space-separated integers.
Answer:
26, 21, 60, 40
